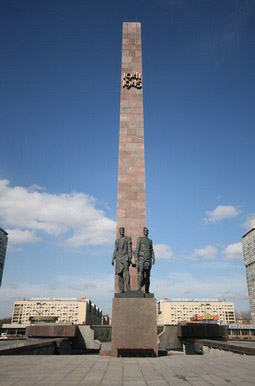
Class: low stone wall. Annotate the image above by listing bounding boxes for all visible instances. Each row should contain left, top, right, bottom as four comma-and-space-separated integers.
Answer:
71, 325, 100, 353
0, 338, 71, 355
158, 325, 182, 351
178, 323, 228, 339
26, 324, 76, 338
184, 339, 255, 356
92, 325, 112, 342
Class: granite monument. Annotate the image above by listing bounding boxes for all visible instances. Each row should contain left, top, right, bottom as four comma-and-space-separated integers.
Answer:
111, 22, 158, 357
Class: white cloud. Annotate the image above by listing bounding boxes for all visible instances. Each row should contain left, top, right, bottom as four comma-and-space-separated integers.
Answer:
205, 205, 240, 223
0, 275, 114, 318
152, 272, 248, 308
213, 292, 248, 301
154, 244, 173, 260
27, 184, 46, 192
6, 229, 41, 245
222, 242, 243, 260
242, 214, 255, 231
0, 179, 115, 248
0, 271, 249, 319
192, 245, 218, 260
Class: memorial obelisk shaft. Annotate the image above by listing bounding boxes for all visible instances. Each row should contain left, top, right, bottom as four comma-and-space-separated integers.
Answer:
110, 22, 158, 358
115, 22, 146, 292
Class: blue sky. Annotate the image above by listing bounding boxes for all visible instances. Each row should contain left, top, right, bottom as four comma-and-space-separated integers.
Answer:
0, 0, 254, 318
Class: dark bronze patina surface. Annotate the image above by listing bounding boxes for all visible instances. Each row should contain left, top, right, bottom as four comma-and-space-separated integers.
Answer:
135, 227, 155, 293
112, 227, 132, 293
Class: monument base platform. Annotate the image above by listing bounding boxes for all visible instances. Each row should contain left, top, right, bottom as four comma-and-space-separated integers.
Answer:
111, 297, 158, 357
114, 290, 154, 298
100, 342, 112, 356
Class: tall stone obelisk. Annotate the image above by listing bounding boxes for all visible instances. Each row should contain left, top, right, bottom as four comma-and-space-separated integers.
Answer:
111, 22, 158, 357
115, 22, 146, 292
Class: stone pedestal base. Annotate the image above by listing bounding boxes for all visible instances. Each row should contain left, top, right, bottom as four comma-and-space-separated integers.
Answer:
114, 290, 154, 298
111, 297, 158, 357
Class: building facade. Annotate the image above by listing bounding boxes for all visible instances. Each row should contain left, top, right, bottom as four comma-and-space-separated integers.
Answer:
0, 227, 8, 286
157, 299, 236, 325
242, 219, 255, 322
11, 297, 109, 325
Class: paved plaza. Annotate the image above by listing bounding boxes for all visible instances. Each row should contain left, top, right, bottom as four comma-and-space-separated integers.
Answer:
0, 354, 255, 385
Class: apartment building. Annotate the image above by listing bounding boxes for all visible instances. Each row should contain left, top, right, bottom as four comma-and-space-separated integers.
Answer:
157, 299, 236, 325
12, 297, 108, 325
0, 227, 8, 286
242, 218, 255, 322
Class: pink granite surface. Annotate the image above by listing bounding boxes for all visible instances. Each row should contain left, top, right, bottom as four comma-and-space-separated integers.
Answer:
111, 297, 158, 357
26, 324, 76, 338
115, 22, 146, 292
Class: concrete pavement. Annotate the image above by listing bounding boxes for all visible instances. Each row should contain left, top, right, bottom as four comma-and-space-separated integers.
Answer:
0, 354, 255, 385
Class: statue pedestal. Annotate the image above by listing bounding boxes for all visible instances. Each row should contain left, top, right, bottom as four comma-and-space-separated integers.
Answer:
114, 290, 154, 298
111, 294, 158, 357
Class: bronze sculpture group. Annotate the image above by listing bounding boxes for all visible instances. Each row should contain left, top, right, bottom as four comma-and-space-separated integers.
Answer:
112, 227, 155, 293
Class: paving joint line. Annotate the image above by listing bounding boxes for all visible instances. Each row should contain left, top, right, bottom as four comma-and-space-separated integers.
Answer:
136, 358, 148, 386
78, 357, 101, 383
182, 357, 217, 385
33, 356, 93, 385
147, 357, 171, 386
204, 358, 254, 383
99, 357, 112, 385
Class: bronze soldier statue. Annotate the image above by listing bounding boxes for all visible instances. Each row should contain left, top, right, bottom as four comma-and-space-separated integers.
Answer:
135, 227, 155, 293
112, 227, 132, 293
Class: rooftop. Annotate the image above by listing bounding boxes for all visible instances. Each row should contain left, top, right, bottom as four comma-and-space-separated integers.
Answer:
0, 227, 8, 236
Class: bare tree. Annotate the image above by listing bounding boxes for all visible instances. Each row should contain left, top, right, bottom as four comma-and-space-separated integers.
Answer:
0, 317, 12, 326
236, 311, 252, 324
